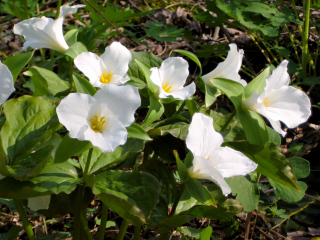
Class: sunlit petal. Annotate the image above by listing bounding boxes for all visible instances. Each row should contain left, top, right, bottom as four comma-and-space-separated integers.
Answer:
265, 60, 290, 91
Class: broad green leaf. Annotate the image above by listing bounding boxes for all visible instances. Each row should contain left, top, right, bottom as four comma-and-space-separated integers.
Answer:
148, 123, 189, 141
80, 138, 145, 175
73, 73, 97, 96
185, 98, 201, 116
244, 67, 270, 98
173, 49, 202, 75
267, 126, 281, 146
3, 51, 35, 82
185, 179, 216, 206
270, 179, 307, 203
181, 199, 243, 219
225, 173, 259, 212
175, 151, 190, 183
237, 109, 268, 146
205, 84, 220, 107
200, 226, 213, 240
135, 59, 158, 94
54, 134, 92, 164
138, 160, 178, 206
143, 21, 189, 41
64, 29, 78, 46
150, 115, 189, 128
141, 96, 164, 127
127, 123, 152, 141
65, 42, 88, 59
210, 78, 245, 109
289, 157, 310, 179
0, 161, 80, 199
24, 66, 71, 97
1, 96, 60, 161
93, 170, 160, 225
156, 215, 195, 233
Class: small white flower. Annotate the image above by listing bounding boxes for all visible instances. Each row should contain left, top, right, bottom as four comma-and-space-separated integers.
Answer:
13, 4, 85, 53
242, 60, 311, 137
150, 57, 196, 100
202, 44, 247, 86
28, 195, 51, 211
74, 42, 132, 87
186, 113, 258, 195
0, 62, 15, 105
56, 84, 141, 153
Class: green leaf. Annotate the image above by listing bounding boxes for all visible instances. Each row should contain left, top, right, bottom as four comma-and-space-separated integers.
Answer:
64, 42, 88, 59
267, 126, 281, 146
141, 96, 164, 127
54, 134, 92, 164
269, 179, 307, 203
289, 157, 310, 179
237, 109, 268, 146
181, 199, 243, 219
185, 179, 216, 205
135, 59, 158, 94
143, 21, 189, 41
173, 49, 202, 75
93, 170, 160, 225
3, 51, 35, 83
185, 98, 201, 116
156, 215, 195, 233
24, 66, 71, 97
148, 123, 189, 141
175, 151, 190, 183
225, 173, 259, 212
64, 29, 78, 46
210, 78, 245, 110
205, 84, 220, 107
73, 73, 97, 96
244, 67, 270, 98
1, 96, 60, 161
127, 123, 152, 141
200, 226, 213, 240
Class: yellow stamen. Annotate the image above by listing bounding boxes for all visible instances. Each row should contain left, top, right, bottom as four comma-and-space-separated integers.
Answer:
213, 165, 218, 168
206, 155, 211, 160
162, 82, 173, 93
90, 115, 106, 133
100, 72, 113, 84
263, 96, 270, 106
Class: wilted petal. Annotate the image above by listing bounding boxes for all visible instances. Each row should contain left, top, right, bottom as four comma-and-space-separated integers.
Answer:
202, 44, 244, 86
28, 195, 51, 211
189, 156, 232, 196
0, 63, 15, 105
265, 60, 290, 91
210, 147, 257, 178
74, 52, 103, 87
100, 42, 132, 77
94, 84, 141, 127
186, 113, 223, 158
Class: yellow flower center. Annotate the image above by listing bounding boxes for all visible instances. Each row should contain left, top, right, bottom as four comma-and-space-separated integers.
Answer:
162, 82, 173, 93
263, 96, 270, 106
90, 115, 106, 133
213, 164, 218, 168
100, 72, 113, 84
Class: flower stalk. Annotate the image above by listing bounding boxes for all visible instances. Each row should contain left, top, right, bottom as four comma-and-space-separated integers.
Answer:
115, 219, 129, 240
302, 0, 311, 77
97, 203, 109, 240
13, 199, 36, 240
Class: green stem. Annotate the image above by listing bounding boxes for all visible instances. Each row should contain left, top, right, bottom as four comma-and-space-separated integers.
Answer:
302, 0, 311, 77
55, 0, 63, 19
83, 148, 93, 184
253, 33, 279, 65
97, 203, 109, 240
248, 33, 271, 64
170, 184, 185, 217
13, 199, 36, 240
115, 219, 129, 240
133, 225, 141, 240
81, 214, 94, 240
69, 58, 75, 88
284, 24, 301, 64
220, 110, 236, 132
23, 0, 29, 19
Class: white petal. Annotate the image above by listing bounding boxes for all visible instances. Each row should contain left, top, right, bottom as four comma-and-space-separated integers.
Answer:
265, 60, 290, 91
189, 156, 231, 195
168, 82, 196, 100
14, 17, 69, 53
241, 92, 267, 115
210, 147, 257, 178
59, 4, 85, 18
74, 52, 103, 87
186, 113, 223, 158
28, 195, 51, 211
100, 42, 132, 77
93, 84, 141, 127
56, 93, 95, 139
158, 57, 189, 90
0, 63, 15, 105
202, 44, 244, 85
264, 86, 311, 129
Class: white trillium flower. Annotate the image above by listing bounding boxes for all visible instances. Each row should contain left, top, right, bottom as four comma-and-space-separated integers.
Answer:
28, 195, 51, 211
201, 43, 247, 86
0, 62, 15, 105
56, 84, 141, 153
150, 57, 196, 100
74, 42, 132, 87
13, 4, 85, 53
186, 113, 258, 196
242, 60, 311, 137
